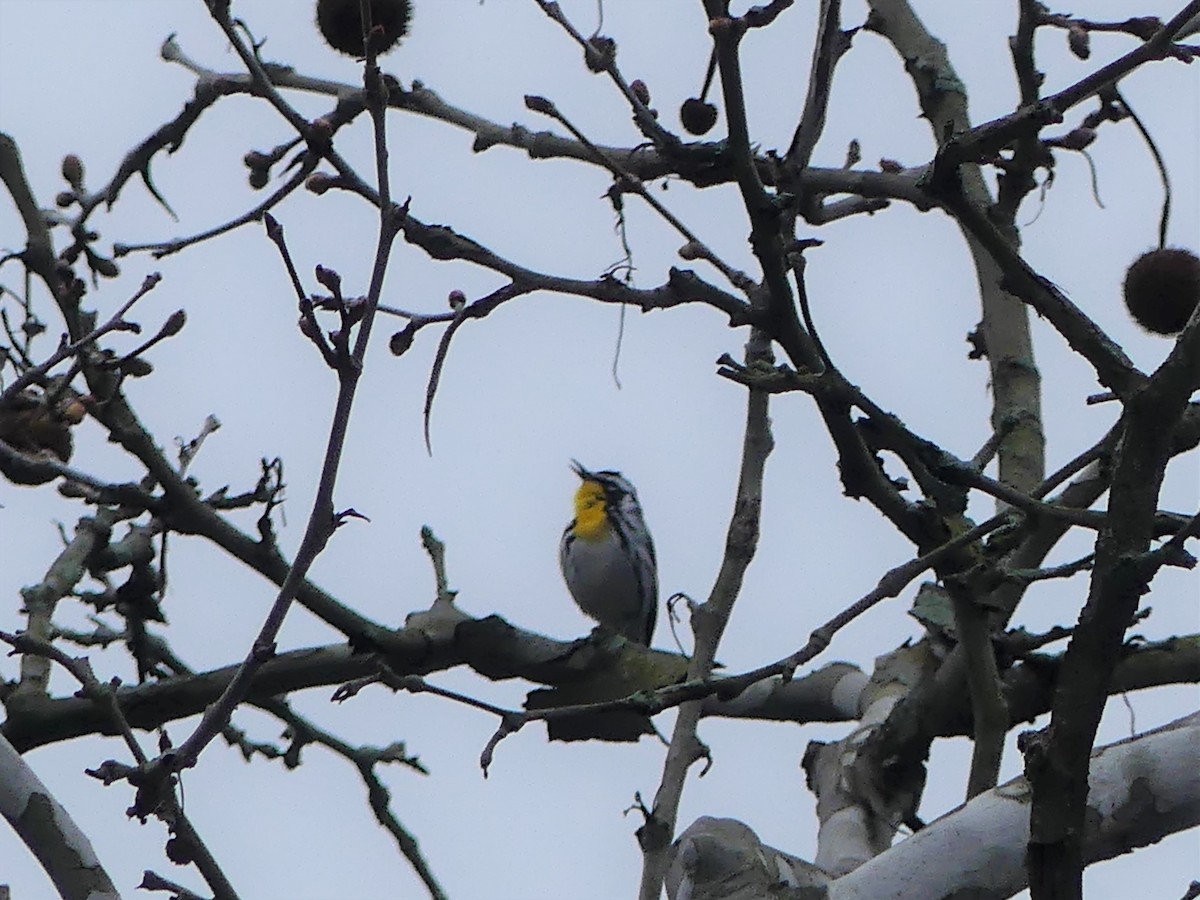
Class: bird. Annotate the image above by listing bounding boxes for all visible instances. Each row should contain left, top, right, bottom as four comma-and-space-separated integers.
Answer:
559, 461, 658, 646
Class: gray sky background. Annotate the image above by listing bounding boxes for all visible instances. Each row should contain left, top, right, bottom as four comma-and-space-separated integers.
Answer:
1, 1, 1197, 898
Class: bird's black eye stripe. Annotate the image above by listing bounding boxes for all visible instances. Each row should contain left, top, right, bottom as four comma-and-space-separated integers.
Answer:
593, 471, 633, 503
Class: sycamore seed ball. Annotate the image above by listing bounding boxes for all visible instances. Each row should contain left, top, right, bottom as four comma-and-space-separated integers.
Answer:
1122, 247, 1200, 336
680, 98, 718, 135
316, 0, 412, 57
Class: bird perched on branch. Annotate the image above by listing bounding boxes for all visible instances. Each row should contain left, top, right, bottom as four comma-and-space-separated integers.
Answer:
559, 461, 658, 646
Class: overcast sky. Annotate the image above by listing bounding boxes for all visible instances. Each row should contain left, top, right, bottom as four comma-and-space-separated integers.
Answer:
1, 1, 1197, 898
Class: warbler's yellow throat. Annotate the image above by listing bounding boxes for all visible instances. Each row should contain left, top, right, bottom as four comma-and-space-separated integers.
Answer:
572, 481, 609, 541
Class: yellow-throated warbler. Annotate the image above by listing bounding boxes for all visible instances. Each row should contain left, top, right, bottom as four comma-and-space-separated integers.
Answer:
559, 461, 658, 646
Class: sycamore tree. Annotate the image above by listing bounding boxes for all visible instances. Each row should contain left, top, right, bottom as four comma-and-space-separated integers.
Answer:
1, 2, 1197, 899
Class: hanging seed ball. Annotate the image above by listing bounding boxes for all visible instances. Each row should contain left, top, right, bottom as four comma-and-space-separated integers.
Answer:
316, 0, 412, 57
680, 98, 718, 135
1122, 247, 1200, 335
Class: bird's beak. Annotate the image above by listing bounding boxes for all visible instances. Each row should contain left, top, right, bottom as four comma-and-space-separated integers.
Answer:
570, 459, 592, 480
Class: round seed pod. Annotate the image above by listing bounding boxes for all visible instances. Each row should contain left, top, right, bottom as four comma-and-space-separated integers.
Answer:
680, 98, 718, 135
1122, 247, 1200, 336
316, 0, 412, 57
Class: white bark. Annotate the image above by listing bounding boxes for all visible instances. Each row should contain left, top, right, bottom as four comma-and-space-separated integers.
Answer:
668, 712, 1200, 900
0, 732, 121, 900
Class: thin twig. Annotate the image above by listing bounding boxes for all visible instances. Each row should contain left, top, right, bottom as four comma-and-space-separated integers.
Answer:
159, 11, 405, 779
946, 579, 1007, 799
638, 324, 774, 899
1, 631, 241, 899
787, 0, 848, 168
523, 95, 754, 293
1003, 554, 1095, 585
423, 289, 475, 454
532, 0, 680, 150
1, 273, 161, 404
